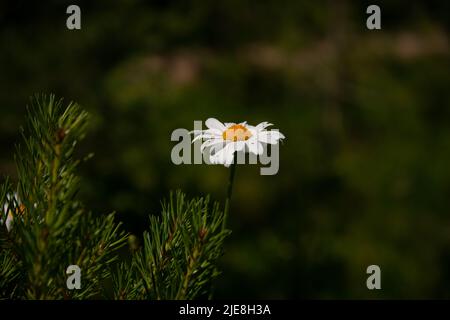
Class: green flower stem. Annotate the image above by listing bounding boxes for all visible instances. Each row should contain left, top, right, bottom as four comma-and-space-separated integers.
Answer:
209, 153, 237, 300
223, 152, 237, 230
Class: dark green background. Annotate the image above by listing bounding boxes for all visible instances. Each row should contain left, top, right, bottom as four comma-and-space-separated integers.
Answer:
1, 0, 450, 298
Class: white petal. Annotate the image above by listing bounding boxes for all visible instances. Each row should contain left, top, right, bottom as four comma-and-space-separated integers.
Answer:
205, 118, 226, 131
246, 138, 264, 155
192, 130, 221, 143
191, 128, 221, 136
210, 142, 226, 154
201, 139, 224, 152
192, 134, 205, 143
210, 142, 236, 166
255, 122, 273, 131
247, 126, 257, 137
193, 128, 222, 136
206, 128, 223, 136
257, 130, 285, 144
223, 146, 237, 166
235, 141, 246, 152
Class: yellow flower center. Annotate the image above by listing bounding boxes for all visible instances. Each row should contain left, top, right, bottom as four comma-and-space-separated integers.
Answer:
222, 124, 252, 142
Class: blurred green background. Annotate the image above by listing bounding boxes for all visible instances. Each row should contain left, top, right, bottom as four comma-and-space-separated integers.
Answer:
1, 0, 450, 298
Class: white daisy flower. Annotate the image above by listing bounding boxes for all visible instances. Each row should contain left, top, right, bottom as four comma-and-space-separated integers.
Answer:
192, 118, 285, 167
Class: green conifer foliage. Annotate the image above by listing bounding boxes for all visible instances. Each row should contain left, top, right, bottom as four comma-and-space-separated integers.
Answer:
0, 95, 127, 299
113, 192, 231, 300
0, 94, 230, 300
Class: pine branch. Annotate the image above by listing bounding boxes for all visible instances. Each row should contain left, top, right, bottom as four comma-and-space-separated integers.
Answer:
114, 191, 231, 300
0, 94, 127, 299
1, 94, 230, 300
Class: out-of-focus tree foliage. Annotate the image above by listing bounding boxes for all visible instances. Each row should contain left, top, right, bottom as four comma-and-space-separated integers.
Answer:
1, 0, 449, 298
